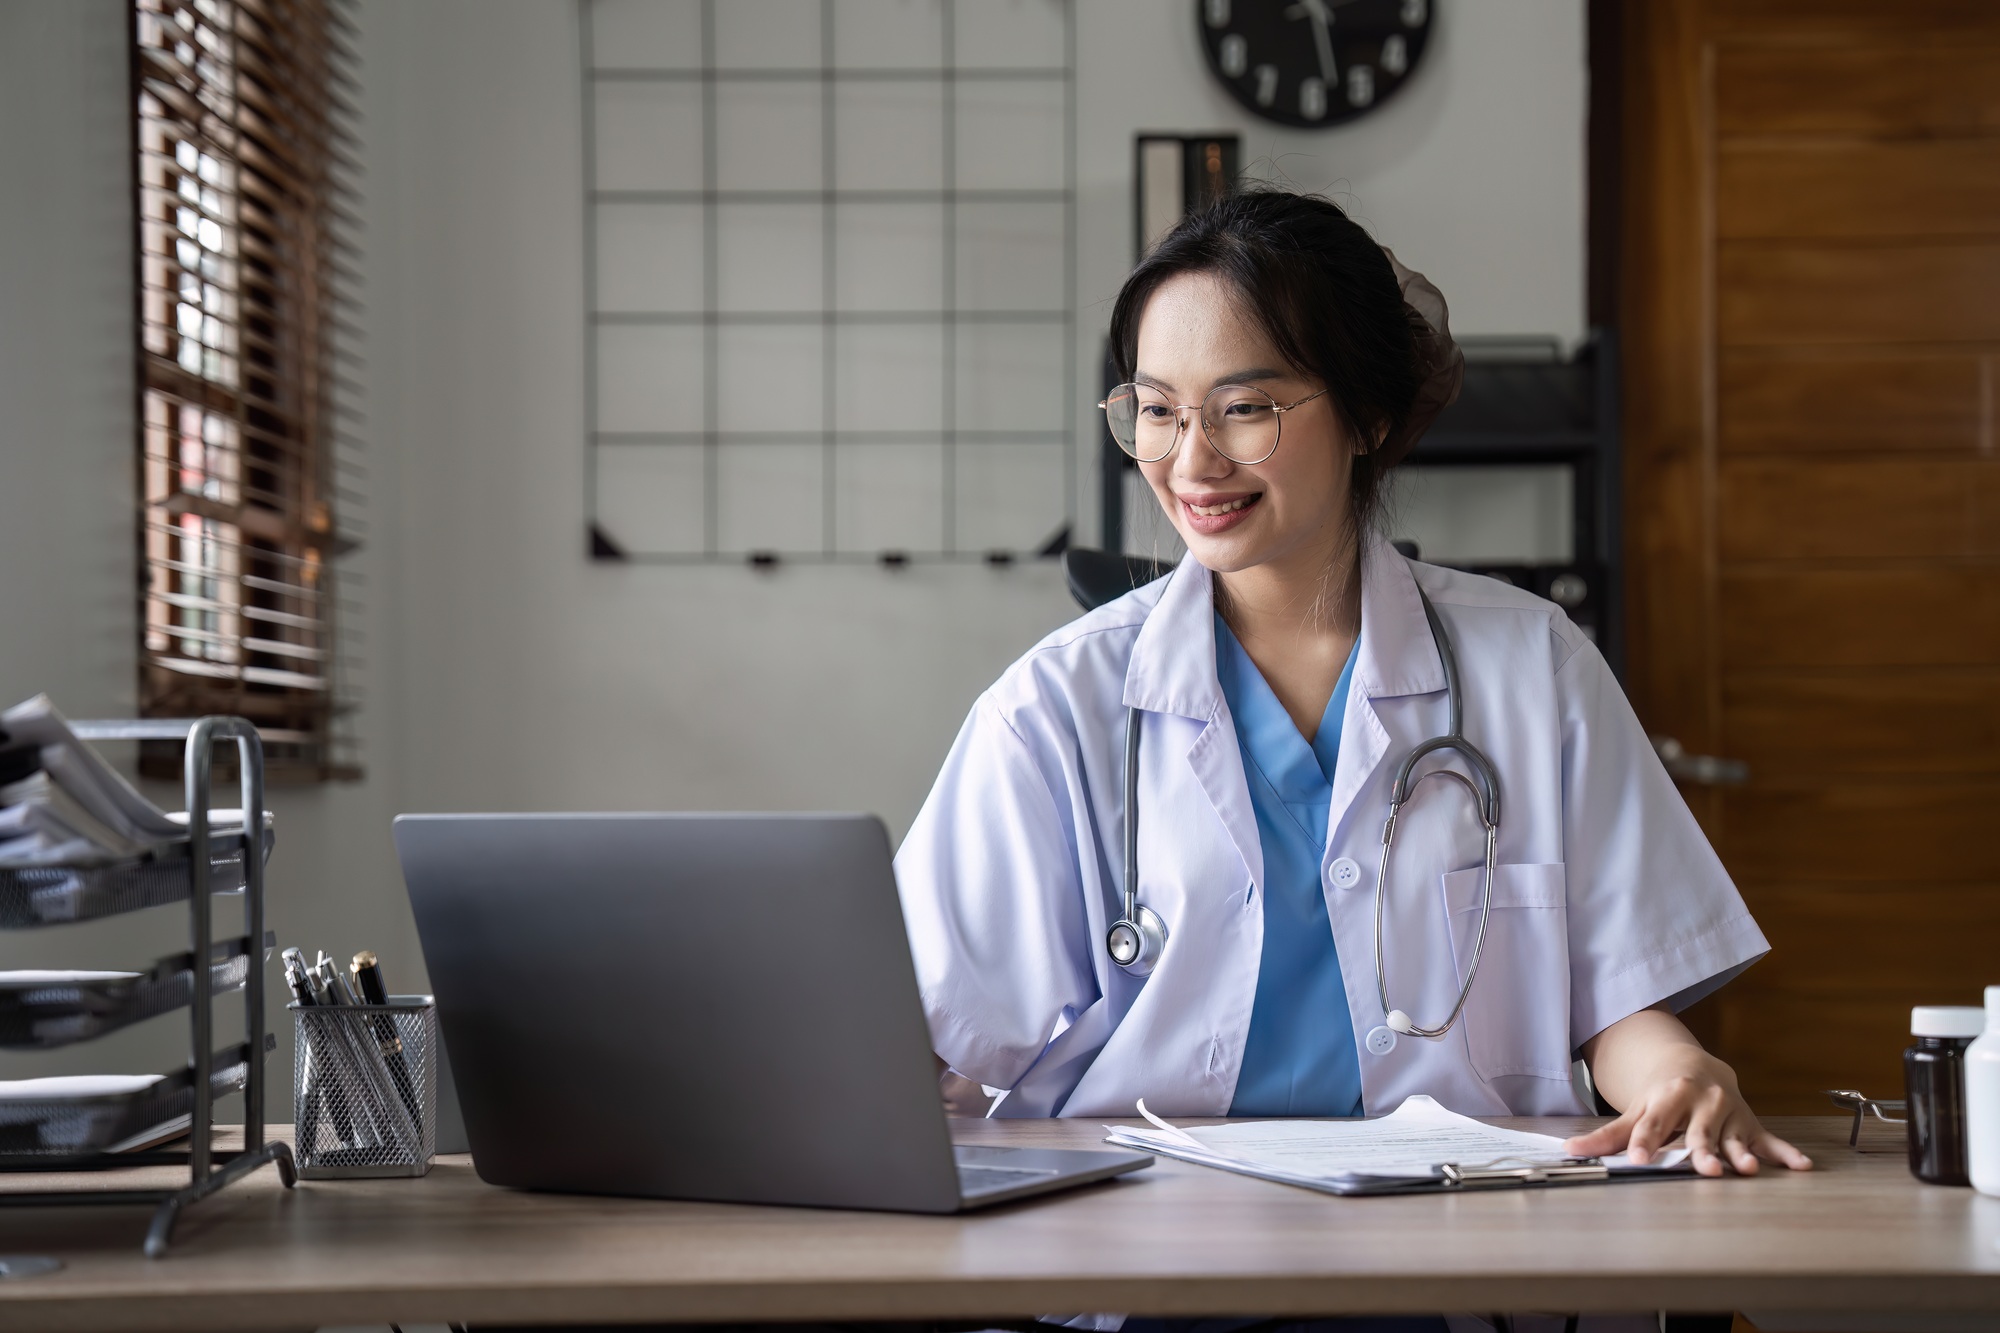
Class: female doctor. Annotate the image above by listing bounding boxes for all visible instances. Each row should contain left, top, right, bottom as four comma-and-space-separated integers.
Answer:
895, 190, 1808, 1178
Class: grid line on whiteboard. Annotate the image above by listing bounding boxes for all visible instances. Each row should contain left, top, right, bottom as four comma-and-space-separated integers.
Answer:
580, 0, 1077, 564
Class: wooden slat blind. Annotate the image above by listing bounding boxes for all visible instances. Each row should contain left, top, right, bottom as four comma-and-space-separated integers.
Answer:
133, 0, 361, 780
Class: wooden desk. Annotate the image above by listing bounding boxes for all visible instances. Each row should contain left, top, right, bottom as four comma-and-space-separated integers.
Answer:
1, 1117, 1995, 1333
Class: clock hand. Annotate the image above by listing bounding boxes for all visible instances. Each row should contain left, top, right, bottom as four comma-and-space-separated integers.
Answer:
1284, 0, 1339, 85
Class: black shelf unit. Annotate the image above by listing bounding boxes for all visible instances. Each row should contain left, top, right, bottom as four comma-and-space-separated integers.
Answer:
1410, 330, 1624, 675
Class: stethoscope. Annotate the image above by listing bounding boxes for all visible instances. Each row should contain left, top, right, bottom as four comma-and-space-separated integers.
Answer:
1104, 585, 1502, 1041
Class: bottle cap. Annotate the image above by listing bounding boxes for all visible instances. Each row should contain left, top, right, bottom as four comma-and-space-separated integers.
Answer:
1913, 1006, 1986, 1038
1988, 986, 2000, 1030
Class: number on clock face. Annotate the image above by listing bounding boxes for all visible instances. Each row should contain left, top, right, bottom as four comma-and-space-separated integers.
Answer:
1197, 0, 1433, 129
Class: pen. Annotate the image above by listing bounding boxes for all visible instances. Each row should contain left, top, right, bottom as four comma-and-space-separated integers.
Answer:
353, 950, 424, 1129
310, 951, 401, 1150
315, 952, 360, 1005
302, 954, 333, 1006
281, 948, 316, 1007
283, 946, 322, 1149
350, 950, 390, 1006
316, 953, 420, 1153
285, 947, 350, 1148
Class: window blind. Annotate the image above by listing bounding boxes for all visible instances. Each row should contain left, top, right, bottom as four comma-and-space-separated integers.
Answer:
133, 0, 361, 780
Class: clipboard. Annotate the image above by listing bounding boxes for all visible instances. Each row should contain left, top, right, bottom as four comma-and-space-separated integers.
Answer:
1299, 1153, 1698, 1196
1102, 1137, 1699, 1196
1103, 1096, 1701, 1197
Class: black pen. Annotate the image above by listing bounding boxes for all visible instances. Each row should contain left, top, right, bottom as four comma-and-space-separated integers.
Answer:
351, 950, 390, 1006
353, 950, 424, 1130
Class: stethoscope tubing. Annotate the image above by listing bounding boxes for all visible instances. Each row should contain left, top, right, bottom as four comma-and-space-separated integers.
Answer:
1374, 771, 1498, 1039
1123, 704, 1140, 926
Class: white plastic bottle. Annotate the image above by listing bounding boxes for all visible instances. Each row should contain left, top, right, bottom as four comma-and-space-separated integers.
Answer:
1967, 985, 2000, 1196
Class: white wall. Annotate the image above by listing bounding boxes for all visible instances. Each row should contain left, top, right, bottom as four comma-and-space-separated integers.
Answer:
1074, 0, 1586, 347
366, 1, 1088, 840
0, 0, 136, 731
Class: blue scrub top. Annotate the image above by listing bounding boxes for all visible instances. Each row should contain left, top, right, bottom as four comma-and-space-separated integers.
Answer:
1215, 614, 1365, 1118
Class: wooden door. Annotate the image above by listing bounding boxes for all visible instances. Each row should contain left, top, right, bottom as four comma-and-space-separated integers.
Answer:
1622, 0, 2000, 1113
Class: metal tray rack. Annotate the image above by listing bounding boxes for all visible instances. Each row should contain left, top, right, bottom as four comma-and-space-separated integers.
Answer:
0, 717, 296, 1256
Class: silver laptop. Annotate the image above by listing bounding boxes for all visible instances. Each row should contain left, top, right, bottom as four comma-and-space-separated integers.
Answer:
393, 812, 1151, 1212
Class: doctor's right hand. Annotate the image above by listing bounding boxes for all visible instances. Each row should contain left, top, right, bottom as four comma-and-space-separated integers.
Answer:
1563, 1005, 1812, 1176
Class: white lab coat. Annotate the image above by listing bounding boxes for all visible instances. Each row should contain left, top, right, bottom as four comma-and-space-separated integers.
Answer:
895, 536, 1768, 1120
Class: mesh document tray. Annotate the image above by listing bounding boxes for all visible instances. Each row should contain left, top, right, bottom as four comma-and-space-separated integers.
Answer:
0, 932, 273, 1049
0, 829, 274, 929
0, 1043, 258, 1162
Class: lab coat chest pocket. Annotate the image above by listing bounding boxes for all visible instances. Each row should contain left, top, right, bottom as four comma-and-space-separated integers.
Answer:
1440, 863, 1571, 1082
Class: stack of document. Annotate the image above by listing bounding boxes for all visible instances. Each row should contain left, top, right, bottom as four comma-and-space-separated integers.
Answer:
0, 696, 265, 868
1106, 1095, 1691, 1196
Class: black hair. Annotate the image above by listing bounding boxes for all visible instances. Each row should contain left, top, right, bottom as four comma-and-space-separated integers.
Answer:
1107, 189, 1427, 534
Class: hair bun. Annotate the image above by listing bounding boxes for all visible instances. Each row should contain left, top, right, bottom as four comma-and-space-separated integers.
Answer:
1375, 248, 1464, 469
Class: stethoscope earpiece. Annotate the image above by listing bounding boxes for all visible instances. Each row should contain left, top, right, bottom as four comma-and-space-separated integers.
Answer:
1386, 1010, 1414, 1035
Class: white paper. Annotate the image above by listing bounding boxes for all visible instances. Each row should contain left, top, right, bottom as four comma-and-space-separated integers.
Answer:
164, 808, 275, 830
0, 971, 141, 988
1106, 1095, 1688, 1184
0, 696, 272, 867
0, 1073, 161, 1102
2, 696, 185, 842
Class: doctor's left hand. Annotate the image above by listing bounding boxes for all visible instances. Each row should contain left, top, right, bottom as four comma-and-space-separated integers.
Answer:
1562, 1006, 1812, 1177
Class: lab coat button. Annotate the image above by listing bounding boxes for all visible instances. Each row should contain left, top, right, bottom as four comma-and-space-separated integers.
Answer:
1365, 1025, 1397, 1056
1330, 857, 1362, 889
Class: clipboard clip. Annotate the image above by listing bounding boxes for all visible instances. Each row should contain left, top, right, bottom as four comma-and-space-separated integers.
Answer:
1438, 1156, 1609, 1187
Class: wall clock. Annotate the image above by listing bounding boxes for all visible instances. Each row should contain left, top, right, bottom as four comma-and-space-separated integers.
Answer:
1197, 0, 1434, 129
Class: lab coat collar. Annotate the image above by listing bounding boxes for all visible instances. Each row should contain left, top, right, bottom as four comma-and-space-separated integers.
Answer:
1349, 532, 1447, 703
1332, 534, 1447, 835
1121, 534, 1444, 719
1121, 554, 1222, 721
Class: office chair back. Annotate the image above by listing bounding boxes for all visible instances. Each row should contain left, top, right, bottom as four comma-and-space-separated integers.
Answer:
1061, 548, 1176, 612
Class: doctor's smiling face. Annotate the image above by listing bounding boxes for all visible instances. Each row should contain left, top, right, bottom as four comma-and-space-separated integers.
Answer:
1108, 193, 1429, 623
1131, 271, 1359, 582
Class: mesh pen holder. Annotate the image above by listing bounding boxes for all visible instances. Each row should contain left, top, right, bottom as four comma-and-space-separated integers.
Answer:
291, 996, 437, 1178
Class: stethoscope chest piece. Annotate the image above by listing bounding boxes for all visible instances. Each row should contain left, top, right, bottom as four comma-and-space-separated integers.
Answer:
1106, 904, 1168, 976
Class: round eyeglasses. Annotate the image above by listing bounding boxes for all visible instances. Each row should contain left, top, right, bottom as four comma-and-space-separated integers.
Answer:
1098, 382, 1330, 466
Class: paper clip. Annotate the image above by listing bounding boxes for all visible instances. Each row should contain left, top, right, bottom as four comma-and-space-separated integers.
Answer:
1438, 1156, 1610, 1187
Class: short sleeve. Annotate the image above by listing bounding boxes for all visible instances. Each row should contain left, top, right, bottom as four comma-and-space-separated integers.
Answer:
1556, 633, 1769, 1049
893, 697, 1098, 1090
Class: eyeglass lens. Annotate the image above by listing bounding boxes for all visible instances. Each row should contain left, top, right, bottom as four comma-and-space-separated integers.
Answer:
1101, 383, 1283, 464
